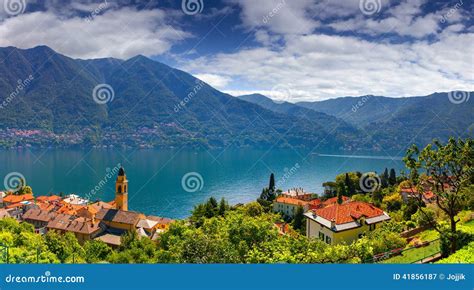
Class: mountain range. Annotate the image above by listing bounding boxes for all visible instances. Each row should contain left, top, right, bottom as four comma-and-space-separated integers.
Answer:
0, 45, 472, 151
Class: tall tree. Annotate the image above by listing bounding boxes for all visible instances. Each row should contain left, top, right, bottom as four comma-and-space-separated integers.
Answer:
292, 206, 305, 231
269, 173, 275, 192
382, 168, 389, 188
404, 138, 473, 255
389, 168, 397, 186
337, 183, 347, 204
344, 173, 355, 195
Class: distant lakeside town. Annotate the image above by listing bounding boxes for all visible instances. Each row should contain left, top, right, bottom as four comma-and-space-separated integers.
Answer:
0, 138, 472, 264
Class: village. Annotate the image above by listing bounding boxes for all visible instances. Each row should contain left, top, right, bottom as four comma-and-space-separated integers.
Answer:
0, 167, 174, 248
1, 162, 468, 263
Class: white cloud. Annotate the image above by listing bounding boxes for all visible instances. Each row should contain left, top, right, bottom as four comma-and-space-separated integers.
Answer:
230, 0, 319, 34
194, 73, 232, 89
183, 31, 474, 102
0, 7, 191, 59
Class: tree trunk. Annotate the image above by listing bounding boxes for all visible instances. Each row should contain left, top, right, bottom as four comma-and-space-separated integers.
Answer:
450, 217, 457, 254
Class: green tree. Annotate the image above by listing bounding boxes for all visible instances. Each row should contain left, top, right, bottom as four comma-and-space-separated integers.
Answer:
218, 198, 229, 216
382, 168, 389, 188
83, 240, 113, 263
337, 183, 348, 203
389, 168, 397, 186
404, 137, 473, 255
345, 173, 356, 195
269, 173, 275, 192
292, 206, 305, 232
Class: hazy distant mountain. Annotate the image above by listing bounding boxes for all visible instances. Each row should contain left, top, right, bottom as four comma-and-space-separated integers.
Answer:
0, 46, 352, 150
238, 94, 358, 134
297, 95, 422, 127
241, 92, 473, 151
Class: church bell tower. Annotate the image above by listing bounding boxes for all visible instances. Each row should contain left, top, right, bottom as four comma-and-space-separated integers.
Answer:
115, 166, 128, 211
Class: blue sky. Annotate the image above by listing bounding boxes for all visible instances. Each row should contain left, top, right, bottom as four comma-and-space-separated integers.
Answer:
0, 0, 472, 101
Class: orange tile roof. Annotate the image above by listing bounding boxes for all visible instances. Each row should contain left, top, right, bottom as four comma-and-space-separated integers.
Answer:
274, 196, 309, 207
314, 201, 384, 225
57, 204, 85, 215
5, 202, 29, 209
322, 196, 350, 206
37, 201, 56, 212
36, 195, 62, 202
3, 194, 34, 204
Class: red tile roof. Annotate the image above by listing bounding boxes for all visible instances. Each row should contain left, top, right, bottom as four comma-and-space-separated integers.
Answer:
3, 194, 34, 204
274, 196, 309, 207
36, 195, 62, 203
322, 196, 350, 206
314, 201, 385, 225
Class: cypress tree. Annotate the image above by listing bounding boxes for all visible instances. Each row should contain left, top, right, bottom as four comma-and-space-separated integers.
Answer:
382, 168, 389, 188
389, 168, 397, 185
345, 173, 355, 195
269, 173, 275, 192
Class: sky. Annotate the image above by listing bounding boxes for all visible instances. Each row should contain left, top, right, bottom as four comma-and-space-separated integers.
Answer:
0, 0, 472, 101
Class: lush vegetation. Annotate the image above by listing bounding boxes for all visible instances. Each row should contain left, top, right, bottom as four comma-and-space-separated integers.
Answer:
436, 241, 474, 263
404, 137, 473, 256
0, 139, 471, 264
0, 201, 408, 264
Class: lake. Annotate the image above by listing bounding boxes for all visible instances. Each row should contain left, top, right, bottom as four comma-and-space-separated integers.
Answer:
0, 148, 407, 219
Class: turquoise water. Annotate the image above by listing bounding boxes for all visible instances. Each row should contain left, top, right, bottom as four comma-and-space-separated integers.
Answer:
0, 149, 406, 218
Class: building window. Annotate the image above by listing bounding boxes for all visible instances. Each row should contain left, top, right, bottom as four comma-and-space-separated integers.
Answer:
326, 236, 332, 244
319, 232, 325, 241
